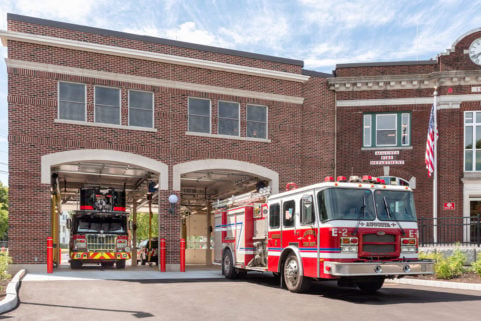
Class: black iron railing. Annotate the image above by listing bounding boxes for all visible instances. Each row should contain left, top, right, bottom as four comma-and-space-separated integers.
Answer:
418, 215, 481, 246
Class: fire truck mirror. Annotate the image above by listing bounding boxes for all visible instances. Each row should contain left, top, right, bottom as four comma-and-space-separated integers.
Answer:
66, 218, 71, 229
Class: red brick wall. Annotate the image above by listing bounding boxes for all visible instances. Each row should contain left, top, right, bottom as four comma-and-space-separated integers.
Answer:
7, 17, 334, 264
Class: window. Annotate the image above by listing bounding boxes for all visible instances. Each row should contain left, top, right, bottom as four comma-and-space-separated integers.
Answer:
269, 203, 280, 229
95, 86, 120, 125
283, 200, 295, 228
363, 113, 411, 147
247, 104, 267, 139
129, 90, 153, 128
218, 101, 239, 136
188, 97, 211, 133
58, 82, 86, 121
464, 111, 481, 171
301, 195, 315, 225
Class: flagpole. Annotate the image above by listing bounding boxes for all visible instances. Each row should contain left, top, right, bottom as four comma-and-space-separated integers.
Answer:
433, 88, 438, 244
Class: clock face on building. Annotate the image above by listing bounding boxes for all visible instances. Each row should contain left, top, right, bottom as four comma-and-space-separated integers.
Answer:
469, 37, 481, 65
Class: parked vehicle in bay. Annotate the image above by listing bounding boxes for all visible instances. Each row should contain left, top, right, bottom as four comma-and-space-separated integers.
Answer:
68, 188, 130, 269
137, 239, 159, 265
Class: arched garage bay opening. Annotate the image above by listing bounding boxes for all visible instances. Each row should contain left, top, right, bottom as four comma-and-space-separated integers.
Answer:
41, 149, 167, 270
173, 159, 278, 266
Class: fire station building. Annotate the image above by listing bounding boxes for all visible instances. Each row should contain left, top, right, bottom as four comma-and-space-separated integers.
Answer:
2, 13, 481, 270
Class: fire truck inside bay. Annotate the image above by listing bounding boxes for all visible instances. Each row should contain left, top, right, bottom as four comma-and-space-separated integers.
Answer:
68, 188, 131, 269
214, 176, 434, 293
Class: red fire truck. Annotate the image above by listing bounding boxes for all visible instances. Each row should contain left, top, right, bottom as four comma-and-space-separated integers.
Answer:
214, 176, 434, 293
68, 188, 131, 269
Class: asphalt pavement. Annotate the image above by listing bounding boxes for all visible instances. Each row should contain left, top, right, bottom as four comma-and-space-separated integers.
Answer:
4, 272, 481, 321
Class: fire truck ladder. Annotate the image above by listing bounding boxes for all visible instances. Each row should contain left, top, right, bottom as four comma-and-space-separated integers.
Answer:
212, 187, 271, 209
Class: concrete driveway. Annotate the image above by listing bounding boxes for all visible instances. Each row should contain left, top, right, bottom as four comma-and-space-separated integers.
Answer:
4, 271, 481, 321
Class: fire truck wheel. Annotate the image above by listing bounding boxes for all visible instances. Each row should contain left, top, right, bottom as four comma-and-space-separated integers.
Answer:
222, 250, 237, 279
357, 278, 384, 293
101, 262, 114, 268
70, 260, 82, 269
283, 253, 311, 293
116, 260, 126, 269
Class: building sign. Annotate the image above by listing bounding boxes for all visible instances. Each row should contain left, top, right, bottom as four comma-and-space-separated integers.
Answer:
444, 202, 455, 210
370, 151, 404, 165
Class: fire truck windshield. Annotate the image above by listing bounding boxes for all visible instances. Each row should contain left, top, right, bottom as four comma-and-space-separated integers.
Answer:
318, 188, 376, 221
374, 190, 417, 222
76, 217, 126, 234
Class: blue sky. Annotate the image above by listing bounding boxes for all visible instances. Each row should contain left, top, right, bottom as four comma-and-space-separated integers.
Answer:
1, 0, 481, 185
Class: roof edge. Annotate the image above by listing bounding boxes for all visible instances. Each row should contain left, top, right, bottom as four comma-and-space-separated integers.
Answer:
7, 13, 304, 67
302, 69, 333, 78
336, 59, 437, 69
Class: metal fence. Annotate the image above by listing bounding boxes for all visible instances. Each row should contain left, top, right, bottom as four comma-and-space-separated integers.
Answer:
418, 215, 481, 246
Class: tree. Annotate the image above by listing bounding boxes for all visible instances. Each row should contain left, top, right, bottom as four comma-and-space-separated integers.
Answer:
0, 183, 7, 240
131, 212, 158, 243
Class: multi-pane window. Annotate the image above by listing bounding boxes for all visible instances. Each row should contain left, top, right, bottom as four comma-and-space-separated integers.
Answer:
188, 98, 211, 133
58, 82, 86, 121
247, 104, 267, 139
218, 101, 239, 136
129, 90, 153, 128
464, 111, 481, 171
95, 86, 120, 125
363, 112, 411, 147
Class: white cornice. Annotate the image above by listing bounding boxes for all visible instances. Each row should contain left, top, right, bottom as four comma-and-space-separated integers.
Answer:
0, 30, 309, 83
329, 70, 481, 92
337, 94, 481, 109
6, 59, 304, 105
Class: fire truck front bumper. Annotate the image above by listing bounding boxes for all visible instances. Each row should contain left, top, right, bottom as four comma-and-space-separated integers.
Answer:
71, 251, 131, 261
323, 260, 434, 277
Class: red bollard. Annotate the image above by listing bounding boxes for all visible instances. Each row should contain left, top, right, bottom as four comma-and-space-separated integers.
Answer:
160, 238, 166, 272
180, 238, 186, 272
47, 237, 53, 273
58, 247, 61, 265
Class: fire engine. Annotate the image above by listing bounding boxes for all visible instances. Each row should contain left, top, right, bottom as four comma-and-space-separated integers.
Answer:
214, 176, 434, 293
68, 188, 131, 269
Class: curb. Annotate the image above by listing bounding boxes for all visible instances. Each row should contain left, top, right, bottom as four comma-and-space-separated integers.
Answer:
0, 269, 26, 314
387, 277, 481, 291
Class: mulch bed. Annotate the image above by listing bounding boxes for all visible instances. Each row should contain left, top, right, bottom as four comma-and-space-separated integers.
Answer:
0, 279, 10, 299
408, 272, 481, 283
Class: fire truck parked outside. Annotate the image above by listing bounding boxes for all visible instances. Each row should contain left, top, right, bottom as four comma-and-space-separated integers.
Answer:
214, 176, 434, 293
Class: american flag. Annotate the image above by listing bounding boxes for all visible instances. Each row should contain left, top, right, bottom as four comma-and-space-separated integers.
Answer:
425, 104, 436, 177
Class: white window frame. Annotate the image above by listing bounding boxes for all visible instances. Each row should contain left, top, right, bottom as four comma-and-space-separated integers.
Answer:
128, 89, 154, 128
401, 113, 410, 146
464, 111, 481, 172
363, 114, 372, 147
217, 100, 240, 137
375, 113, 397, 147
188, 97, 211, 134
57, 81, 87, 122
246, 104, 268, 140
94, 85, 121, 125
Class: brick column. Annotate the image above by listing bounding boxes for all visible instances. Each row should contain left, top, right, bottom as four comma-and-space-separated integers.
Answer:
158, 189, 181, 270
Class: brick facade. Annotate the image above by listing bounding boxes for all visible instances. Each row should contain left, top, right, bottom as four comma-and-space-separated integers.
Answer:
6, 13, 481, 265
5, 14, 334, 265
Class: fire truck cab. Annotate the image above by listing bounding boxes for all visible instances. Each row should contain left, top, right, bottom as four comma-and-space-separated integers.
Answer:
214, 176, 434, 293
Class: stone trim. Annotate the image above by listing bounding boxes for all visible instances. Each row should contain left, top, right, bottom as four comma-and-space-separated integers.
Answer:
41, 149, 169, 190
0, 30, 309, 83
6, 59, 304, 105
173, 159, 279, 193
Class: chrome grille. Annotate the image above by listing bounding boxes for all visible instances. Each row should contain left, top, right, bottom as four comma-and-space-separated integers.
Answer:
363, 234, 395, 243
362, 233, 396, 255
86, 234, 116, 251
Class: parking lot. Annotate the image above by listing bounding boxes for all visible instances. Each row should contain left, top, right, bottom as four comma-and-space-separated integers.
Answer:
4, 272, 481, 321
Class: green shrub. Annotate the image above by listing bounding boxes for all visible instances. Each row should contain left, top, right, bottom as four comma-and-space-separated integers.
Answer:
434, 249, 466, 279
0, 251, 12, 280
471, 258, 481, 276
